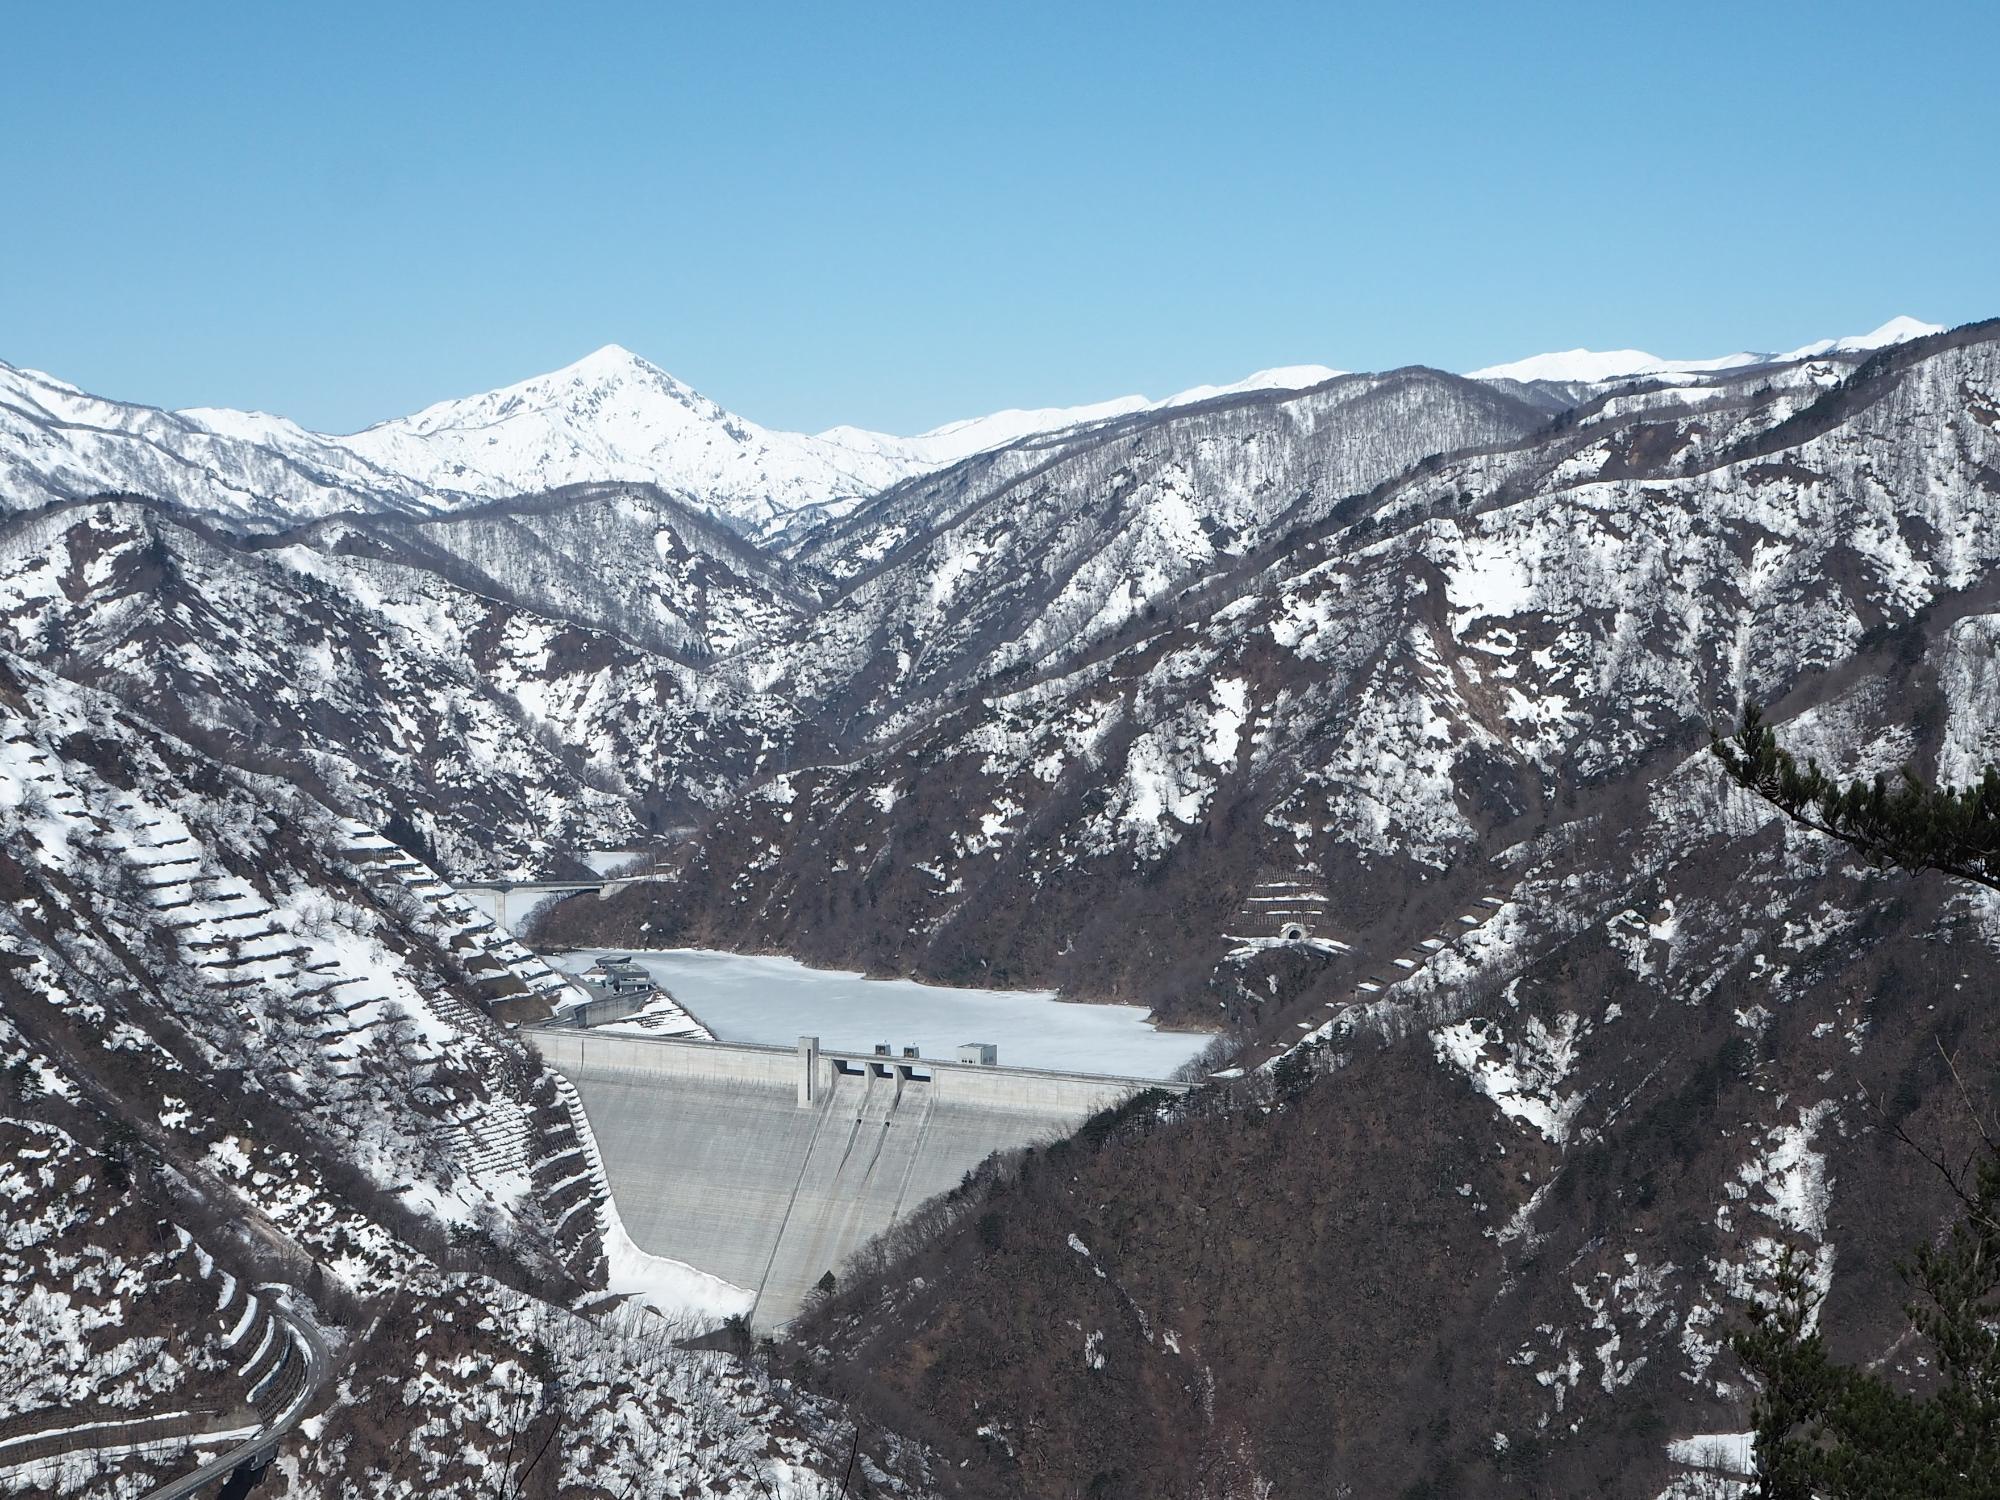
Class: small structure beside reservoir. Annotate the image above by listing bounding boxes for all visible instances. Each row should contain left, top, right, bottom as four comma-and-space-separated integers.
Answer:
546, 954, 656, 1029
578, 954, 653, 1002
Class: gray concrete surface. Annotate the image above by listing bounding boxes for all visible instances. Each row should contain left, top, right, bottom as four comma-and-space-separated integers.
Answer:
529, 1029, 1186, 1328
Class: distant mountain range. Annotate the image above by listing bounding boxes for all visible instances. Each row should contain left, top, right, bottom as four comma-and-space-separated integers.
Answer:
0, 318, 1938, 534
0, 345, 1347, 533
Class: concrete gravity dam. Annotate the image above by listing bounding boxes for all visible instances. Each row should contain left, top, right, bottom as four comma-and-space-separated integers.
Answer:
529, 1028, 1187, 1328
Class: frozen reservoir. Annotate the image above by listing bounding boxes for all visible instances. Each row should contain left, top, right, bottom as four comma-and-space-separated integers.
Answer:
552, 948, 1204, 1080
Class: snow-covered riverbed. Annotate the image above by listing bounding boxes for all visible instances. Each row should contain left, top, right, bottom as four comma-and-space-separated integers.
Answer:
551, 948, 1205, 1079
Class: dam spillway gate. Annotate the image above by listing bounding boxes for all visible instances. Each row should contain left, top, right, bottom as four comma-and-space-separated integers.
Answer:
527, 1028, 1189, 1328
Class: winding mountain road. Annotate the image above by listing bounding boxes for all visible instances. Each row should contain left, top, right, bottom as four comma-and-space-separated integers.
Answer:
140, 1298, 331, 1500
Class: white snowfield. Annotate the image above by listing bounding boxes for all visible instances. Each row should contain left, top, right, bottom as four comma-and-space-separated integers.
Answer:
1466, 314, 1941, 384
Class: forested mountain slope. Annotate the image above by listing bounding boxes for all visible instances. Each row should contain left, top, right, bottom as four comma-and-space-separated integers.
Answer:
0, 499, 797, 876
554, 322, 2000, 1495
766, 367, 1557, 729
792, 641, 2000, 1496
561, 325, 2000, 1009
273, 481, 815, 661
0, 649, 898, 1496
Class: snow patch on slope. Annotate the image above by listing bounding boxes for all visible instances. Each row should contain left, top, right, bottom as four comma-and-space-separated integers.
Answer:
1432, 1013, 1588, 1145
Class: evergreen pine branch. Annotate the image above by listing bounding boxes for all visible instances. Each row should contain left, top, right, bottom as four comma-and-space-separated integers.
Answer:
1711, 705, 2000, 893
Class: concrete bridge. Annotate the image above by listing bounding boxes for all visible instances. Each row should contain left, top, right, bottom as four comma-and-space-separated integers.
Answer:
456, 875, 665, 931
527, 1028, 1188, 1328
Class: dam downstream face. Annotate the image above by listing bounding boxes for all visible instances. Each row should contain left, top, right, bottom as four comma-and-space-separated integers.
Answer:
532, 1029, 1180, 1329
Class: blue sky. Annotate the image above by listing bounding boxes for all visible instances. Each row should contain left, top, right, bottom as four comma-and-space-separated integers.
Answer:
3, 2, 1994, 434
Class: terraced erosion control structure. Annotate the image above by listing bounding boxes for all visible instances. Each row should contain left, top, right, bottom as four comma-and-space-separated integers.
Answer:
528, 1029, 1188, 1328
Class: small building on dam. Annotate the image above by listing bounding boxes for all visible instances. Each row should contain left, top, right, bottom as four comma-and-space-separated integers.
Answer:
528, 1027, 1185, 1329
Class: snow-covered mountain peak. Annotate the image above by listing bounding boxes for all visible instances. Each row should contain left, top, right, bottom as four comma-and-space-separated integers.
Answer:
177, 404, 323, 445
571, 339, 645, 368
323, 349, 1368, 523
533, 340, 697, 395
323, 345, 844, 526
1779, 314, 1944, 360
362, 341, 722, 440
1466, 347, 1690, 383
0, 358, 83, 399
2, 357, 131, 425
1857, 313, 1942, 344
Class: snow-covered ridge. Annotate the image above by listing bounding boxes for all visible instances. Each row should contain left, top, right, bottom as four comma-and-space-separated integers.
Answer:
1466, 315, 1941, 385
1152, 363, 1347, 409
824, 364, 1348, 462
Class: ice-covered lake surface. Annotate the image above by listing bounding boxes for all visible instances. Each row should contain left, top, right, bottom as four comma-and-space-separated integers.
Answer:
552, 948, 1205, 1080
